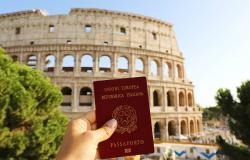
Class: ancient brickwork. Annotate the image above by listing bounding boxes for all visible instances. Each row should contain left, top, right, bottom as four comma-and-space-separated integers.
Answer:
0, 8, 202, 140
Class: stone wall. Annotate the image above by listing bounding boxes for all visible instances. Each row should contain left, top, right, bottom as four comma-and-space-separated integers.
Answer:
0, 8, 202, 140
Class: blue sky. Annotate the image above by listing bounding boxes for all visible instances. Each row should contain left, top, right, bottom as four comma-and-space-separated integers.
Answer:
1, 0, 250, 107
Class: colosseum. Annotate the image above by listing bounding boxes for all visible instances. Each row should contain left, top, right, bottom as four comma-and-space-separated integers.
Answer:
0, 8, 202, 140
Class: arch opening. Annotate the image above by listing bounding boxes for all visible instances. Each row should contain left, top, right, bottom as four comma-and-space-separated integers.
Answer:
188, 93, 193, 106
153, 90, 161, 106
154, 122, 161, 139
163, 63, 172, 78
167, 91, 175, 106
85, 24, 92, 32
45, 55, 56, 72
179, 92, 185, 106
81, 54, 93, 72
27, 55, 37, 69
120, 27, 126, 35
168, 120, 176, 136
99, 55, 111, 72
117, 56, 128, 73
79, 87, 92, 106
12, 55, 18, 62
181, 120, 187, 135
190, 120, 195, 135
150, 60, 158, 76
61, 87, 72, 106
62, 55, 74, 72
176, 64, 183, 79
135, 58, 144, 73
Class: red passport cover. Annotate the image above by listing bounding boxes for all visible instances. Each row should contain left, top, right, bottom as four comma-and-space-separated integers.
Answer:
94, 77, 154, 158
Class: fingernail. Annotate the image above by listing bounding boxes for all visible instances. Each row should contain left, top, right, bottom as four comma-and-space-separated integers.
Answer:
105, 119, 117, 129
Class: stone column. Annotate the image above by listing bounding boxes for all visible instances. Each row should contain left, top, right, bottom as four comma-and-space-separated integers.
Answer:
161, 122, 166, 141
74, 52, 80, 76
192, 90, 195, 107
147, 56, 151, 77
194, 117, 197, 135
94, 52, 99, 73
165, 119, 169, 140
151, 120, 155, 140
113, 53, 117, 74
160, 58, 164, 80
55, 48, 60, 76
176, 87, 179, 108
149, 86, 153, 107
182, 64, 186, 80
199, 118, 203, 136
173, 61, 177, 81
37, 52, 42, 70
144, 57, 148, 75
184, 88, 187, 108
163, 86, 167, 111
170, 60, 174, 80
72, 82, 78, 112
176, 118, 181, 136
187, 117, 190, 136
20, 48, 24, 64
130, 54, 135, 76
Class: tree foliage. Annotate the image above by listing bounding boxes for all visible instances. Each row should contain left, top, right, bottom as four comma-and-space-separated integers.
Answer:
0, 48, 68, 160
215, 80, 250, 159
202, 106, 222, 121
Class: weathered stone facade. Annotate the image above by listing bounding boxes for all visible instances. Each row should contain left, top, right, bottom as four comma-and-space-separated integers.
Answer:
0, 8, 202, 140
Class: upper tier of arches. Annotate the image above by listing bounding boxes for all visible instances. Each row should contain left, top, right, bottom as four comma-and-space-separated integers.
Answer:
0, 9, 181, 56
12, 51, 187, 81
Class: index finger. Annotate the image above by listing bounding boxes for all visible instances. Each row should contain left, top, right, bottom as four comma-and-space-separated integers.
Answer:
81, 110, 96, 125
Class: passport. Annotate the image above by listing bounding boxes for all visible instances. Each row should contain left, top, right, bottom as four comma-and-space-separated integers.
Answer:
93, 77, 154, 158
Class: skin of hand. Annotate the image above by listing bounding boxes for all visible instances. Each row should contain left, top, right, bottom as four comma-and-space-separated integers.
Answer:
56, 110, 117, 160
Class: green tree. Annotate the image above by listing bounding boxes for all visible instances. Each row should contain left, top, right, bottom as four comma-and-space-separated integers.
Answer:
215, 80, 250, 159
0, 48, 68, 160
202, 106, 222, 121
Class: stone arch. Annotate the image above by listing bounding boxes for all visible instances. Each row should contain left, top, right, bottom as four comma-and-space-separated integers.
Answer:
154, 122, 161, 139
84, 24, 92, 32
62, 55, 74, 72
153, 90, 162, 106
167, 90, 175, 106
176, 64, 183, 79
99, 55, 111, 72
45, 54, 56, 72
117, 56, 128, 73
188, 92, 193, 106
135, 58, 144, 73
49, 24, 55, 32
27, 55, 37, 69
168, 120, 176, 136
179, 91, 185, 106
180, 120, 187, 135
150, 59, 158, 76
61, 87, 72, 106
120, 27, 126, 35
81, 54, 93, 72
11, 55, 18, 62
190, 120, 195, 135
163, 62, 172, 78
79, 87, 92, 106
197, 120, 200, 134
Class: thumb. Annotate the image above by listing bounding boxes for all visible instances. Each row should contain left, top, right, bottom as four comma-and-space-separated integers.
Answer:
93, 119, 118, 143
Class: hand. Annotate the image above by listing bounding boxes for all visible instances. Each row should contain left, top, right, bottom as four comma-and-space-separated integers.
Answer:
56, 111, 117, 160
